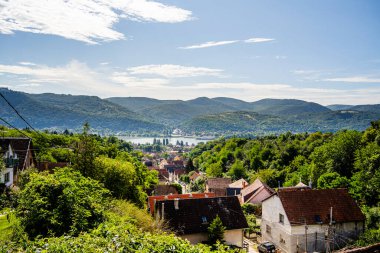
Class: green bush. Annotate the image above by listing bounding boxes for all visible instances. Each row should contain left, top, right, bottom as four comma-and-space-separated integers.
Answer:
16, 168, 110, 239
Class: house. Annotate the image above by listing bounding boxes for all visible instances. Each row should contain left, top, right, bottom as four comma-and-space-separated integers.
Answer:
153, 184, 179, 196
205, 178, 232, 196
155, 196, 248, 247
148, 192, 216, 215
0, 137, 35, 187
227, 178, 248, 196
261, 188, 365, 253
240, 178, 275, 204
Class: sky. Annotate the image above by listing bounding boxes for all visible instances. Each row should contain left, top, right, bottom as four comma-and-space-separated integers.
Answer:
0, 0, 379, 105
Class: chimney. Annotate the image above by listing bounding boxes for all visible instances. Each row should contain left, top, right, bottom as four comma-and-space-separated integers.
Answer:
174, 198, 179, 210
309, 179, 312, 189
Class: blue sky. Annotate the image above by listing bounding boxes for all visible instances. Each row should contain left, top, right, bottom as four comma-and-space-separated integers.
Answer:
0, 0, 379, 105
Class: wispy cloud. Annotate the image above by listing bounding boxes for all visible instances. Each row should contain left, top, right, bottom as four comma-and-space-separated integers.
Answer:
179, 40, 239, 49
18, 62, 37, 66
0, 0, 193, 44
324, 76, 380, 83
244, 37, 274, 43
180, 37, 274, 49
127, 64, 224, 78
275, 55, 287, 60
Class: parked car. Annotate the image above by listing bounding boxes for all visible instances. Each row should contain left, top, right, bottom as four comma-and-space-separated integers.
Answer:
257, 242, 276, 253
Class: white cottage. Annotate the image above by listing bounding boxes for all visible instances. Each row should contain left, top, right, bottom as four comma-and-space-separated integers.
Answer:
261, 188, 365, 253
155, 196, 248, 247
1, 138, 34, 187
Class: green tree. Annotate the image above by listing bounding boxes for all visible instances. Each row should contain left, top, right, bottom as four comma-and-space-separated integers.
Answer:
207, 215, 226, 244
16, 168, 110, 239
227, 161, 247, 180
206, 162, 223, 177
73, 123, 100, 178
350, 142, 380, 206
317, 172, 349, 189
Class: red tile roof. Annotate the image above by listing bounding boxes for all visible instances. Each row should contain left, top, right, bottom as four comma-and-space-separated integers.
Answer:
277, 188, 365, 225
206, 178, 231, 189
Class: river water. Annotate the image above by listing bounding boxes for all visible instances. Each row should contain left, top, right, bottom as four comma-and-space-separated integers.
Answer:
118, 136, 214, 146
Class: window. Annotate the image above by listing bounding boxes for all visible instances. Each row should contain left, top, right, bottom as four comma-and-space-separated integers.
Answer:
4, 172, 10, 183
201, 216, 208, 224
266, 225, 271, 234
279, 213, 284, 224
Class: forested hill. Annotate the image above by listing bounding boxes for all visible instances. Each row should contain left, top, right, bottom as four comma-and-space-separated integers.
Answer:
1, 88, 379, 134
0, 88, 164, 133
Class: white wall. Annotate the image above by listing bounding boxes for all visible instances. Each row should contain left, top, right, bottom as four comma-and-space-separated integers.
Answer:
261, 195, 365, 253
224, 229, 244, 248
1, 167, 13, 187
261, 195, 292, 252
180, 229, 244, 247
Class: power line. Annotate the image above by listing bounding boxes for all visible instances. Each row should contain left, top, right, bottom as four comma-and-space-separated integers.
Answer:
0, 92, 41, 136
0, 116, 31, 139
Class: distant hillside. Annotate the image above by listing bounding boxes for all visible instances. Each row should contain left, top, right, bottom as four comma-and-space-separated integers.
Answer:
327, 104, 354, 111
349, 104, 380, 113
249, 98, 331, 115
136, 97, 238, 124
211, 97, 254, 110
105, 97, 179, 112
0, 89, 163, 132
1, 89, 379, 134
181, 111, 284, 133
181, 110, 380, 134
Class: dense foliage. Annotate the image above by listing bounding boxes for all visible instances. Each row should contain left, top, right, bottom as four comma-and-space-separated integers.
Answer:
0, 124, 240, 252
16, 168, 110, 239
189, 121, 380, 246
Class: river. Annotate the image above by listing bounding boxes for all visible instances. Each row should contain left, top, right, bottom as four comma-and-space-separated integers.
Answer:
118, 136, 214, 146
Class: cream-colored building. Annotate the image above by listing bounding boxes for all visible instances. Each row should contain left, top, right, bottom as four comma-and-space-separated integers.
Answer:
261, 188, 365, 253
155, 196, 248, 247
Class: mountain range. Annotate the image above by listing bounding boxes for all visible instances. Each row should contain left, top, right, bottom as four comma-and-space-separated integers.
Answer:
1, 88, 379, 135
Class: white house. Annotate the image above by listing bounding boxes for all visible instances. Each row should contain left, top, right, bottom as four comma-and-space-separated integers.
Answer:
261, 188, 365, 253
155, 196, 248, 247
1, 138, 34, 187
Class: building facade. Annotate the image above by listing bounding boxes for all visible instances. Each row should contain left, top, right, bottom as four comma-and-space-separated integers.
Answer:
261, 188, 365, 253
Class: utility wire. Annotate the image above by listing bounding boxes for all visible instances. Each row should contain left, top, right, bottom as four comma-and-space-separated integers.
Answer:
0, 92, 42, 137
0, 116, 31, 139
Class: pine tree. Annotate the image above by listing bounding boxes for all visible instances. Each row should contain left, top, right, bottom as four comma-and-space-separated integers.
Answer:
207, 215, 226, 244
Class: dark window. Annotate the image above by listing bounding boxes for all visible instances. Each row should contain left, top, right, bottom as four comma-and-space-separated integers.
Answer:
201, 216, 208, 224
4, 172, 10, 183
266, 225, 271, 234
279, 213, 284, 224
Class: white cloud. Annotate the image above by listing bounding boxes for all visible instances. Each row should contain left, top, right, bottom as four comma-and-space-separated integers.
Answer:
324, 76, 380, 83
127, 64, 224, 78
100, 62, 110, 65
180, 40, 239, 49
1, 61, 379, 104
18, 62, 37, 66
275, 55, 287, 60
111, 71, 169, 88
0, 0, 193, 44
244, 37, 274, 43
180, 37, 275, 49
